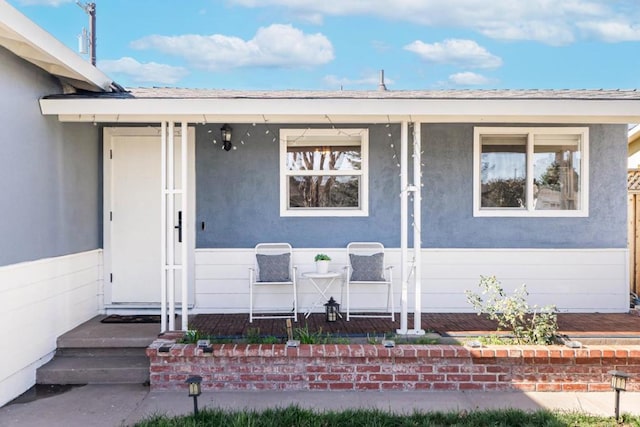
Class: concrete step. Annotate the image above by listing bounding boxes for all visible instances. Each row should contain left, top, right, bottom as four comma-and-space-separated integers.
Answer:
55, 347, 147, 358
36, 355, 150, 385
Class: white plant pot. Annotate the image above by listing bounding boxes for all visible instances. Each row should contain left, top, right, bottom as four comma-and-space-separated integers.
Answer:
316, 260, 329, 274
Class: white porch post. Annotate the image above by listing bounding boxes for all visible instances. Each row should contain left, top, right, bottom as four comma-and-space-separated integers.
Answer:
397, 121, 409, 334
160, 122, 168, 333
397, 121, 425, 336
167, 122, 176, 331
412, 122, 425, 335
180, 121, 189, 331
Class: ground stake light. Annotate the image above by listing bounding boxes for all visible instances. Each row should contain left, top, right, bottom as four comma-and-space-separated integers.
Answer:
324, 296, 340, 322
186, 375, 202, 416
608, 370, 630, 422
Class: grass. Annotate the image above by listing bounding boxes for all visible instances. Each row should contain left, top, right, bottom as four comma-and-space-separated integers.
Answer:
134, 406, 640, 426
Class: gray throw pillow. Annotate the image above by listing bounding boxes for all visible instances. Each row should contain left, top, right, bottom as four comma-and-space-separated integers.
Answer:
256, 253, 291, 282
349, 252, 385, 281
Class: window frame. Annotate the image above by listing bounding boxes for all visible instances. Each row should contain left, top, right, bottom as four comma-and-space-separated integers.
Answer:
279, 128, 369, 217
473, 126, 589, 217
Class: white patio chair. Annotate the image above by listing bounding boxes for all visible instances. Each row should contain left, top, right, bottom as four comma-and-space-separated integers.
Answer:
344, 242, 394, 321
249, 243, 298, 323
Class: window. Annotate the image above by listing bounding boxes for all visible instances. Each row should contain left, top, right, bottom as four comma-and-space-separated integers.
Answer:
280, 129, 368, 217
473, 127, 588, 217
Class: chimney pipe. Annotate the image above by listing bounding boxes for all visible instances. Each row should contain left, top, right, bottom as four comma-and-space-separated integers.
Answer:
378, 69, 387, 91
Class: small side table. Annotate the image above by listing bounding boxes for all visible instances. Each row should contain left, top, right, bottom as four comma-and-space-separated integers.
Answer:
301, 271, 343, 319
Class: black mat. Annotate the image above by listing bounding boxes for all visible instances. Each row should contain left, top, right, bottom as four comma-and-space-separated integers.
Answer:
101, 314, 161, 324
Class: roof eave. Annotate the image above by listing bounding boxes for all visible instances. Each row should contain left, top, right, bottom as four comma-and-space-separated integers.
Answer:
39, 97, 640, 124
0, 0, 113, 92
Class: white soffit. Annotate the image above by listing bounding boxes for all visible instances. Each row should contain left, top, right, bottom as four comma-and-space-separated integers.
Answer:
0, 0, 112, 92
40, 96, 640, 124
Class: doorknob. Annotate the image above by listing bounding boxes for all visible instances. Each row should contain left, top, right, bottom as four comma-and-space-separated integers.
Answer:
174, 211, 182, 243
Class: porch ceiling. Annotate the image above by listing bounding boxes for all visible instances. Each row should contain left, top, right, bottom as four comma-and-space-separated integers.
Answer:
40, 88, 640, 124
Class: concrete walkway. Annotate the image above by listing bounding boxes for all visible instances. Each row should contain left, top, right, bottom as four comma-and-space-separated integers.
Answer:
1, 385, 639, 427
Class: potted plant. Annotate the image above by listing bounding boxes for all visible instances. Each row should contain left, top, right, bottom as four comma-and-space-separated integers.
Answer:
314, 253, 331, 274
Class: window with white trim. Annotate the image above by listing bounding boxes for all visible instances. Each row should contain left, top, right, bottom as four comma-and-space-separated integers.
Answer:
280, 129, 368, 217
473, 127, 589, 217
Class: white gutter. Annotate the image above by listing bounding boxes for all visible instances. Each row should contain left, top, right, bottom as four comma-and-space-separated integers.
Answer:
40, 98, 640, 124
0, 0, 112, 92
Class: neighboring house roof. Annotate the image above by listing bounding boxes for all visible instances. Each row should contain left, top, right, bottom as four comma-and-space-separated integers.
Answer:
0, 0, 114, 92
40, 88, 640, 124
629, 169, 640, 192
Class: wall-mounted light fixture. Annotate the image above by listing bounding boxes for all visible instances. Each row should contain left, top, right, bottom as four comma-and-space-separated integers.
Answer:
221, 124, 232, 151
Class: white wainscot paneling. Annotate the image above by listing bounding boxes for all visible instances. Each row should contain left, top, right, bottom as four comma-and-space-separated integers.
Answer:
194, 248, 402, 314
420, 249, 628, 312
194, 248, 627, 315
0, 250, 102, 407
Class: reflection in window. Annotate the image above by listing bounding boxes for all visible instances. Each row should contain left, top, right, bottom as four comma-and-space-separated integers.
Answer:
288, 175, 360, 208
474, 127, 588, 217
480, 136, 527, 208
533, 136, 581, 210
280, 129, 368, 217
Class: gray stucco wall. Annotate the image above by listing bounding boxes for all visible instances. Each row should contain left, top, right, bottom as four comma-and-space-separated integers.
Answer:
423, 123, 627, 248
196, 124, 400, 248
196, 122, 627, 249
0, 47, 101, 266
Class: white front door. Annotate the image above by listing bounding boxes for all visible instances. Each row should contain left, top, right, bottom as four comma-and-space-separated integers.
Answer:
104, 127, 195, 306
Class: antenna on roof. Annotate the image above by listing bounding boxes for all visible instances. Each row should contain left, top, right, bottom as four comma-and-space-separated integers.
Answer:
378, 69, 387, 91
76, 2, 96, 66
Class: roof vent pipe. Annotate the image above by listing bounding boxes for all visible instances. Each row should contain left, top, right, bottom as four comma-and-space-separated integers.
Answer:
378, 69, 387, 91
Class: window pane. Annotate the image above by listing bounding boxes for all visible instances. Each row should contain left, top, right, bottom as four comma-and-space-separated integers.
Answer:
533, 138, 581, 210
480, 136, 527, 208
288, 175, 359, 208
286, 146, 361, 171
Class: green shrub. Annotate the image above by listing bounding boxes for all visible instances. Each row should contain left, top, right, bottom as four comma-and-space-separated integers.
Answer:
465, 275, 558, 345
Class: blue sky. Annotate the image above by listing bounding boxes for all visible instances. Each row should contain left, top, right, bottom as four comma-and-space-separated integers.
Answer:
9, 0, 640, 90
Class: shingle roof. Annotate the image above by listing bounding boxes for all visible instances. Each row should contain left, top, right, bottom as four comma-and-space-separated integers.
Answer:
125, 88, 640, 100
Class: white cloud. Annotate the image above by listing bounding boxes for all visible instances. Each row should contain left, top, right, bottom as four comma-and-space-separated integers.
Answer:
97, 57, 189, 85
578, 21, 640, 42
130, 24, 334, 71
448, 72, 491, 86
404, 39, 502, 69
228, 0, 638, 45
323, 72, 394, 89
17, 0, 72, 5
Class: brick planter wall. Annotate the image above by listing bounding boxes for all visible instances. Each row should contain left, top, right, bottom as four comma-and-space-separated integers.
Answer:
147, 339, 640, 392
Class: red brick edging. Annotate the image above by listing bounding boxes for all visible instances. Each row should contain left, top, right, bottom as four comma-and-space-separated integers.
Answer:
147, 339, 640, 392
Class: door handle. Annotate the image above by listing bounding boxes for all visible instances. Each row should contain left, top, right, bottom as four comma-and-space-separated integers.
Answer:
174, 210, 182, 243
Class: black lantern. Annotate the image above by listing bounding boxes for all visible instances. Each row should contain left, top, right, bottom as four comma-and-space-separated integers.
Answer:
608, 370, 630, 421
221, 124, 232, 151
324, 296, 340, 322
186, 375, 202, 415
